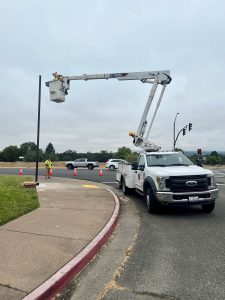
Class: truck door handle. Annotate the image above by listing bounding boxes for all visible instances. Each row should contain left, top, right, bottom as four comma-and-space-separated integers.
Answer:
135, 171, 137, 173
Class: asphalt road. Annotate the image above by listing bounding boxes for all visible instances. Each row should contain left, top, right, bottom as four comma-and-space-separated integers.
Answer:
0, 167, 117, 185
101, 185, 225, 300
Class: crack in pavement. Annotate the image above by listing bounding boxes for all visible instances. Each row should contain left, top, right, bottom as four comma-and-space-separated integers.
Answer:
0, 283, 26, 293
0, 228, 90, 242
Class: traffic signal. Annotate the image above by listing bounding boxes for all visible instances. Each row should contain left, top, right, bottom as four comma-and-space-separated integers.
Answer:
188, 123, 192, 131
183, 128, 186, 135
197, 148, 202, 155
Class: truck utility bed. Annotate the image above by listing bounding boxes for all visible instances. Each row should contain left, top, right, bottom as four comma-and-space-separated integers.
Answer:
116, 162, 135, 189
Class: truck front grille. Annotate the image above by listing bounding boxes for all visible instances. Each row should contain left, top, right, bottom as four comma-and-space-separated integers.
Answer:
166, 175, 209, 192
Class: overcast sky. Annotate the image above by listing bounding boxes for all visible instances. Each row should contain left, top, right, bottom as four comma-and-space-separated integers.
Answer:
0, 0, 224, 153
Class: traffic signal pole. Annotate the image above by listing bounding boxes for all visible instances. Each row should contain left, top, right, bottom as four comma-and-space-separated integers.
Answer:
174, 123, 192, 150
173, 113, 179, 151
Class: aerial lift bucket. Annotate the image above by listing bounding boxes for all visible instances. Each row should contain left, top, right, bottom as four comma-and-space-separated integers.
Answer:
46, 80, 65, 103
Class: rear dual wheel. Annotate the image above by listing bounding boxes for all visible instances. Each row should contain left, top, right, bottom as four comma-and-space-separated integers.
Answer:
121, 178, 130, 195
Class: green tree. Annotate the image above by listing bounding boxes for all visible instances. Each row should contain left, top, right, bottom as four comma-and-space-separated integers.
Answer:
113, 147, 132, 160
95, 150, 113, 162
210, 151, 218, 156
44, 143, 58, 161
24, 149, 43, 162
205, 156, 222, 165
45, 143, 55, 154
2, 146, 20, 162
126, 152, 139, 162
57, 150, 78, 161
20, 142, 37, 156
0, 151, 4, 161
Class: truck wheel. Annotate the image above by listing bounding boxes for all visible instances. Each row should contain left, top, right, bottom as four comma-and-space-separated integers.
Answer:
122, 179, 130, 195
145, 187, 159, 214
87, 164, 94, 170
109, 165, 115, 171
67, 164, 74, 170
202, 202, 215, 213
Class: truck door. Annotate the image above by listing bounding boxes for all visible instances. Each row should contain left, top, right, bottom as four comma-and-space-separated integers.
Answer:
135, 155, 145, 192
75, 158, 86, 167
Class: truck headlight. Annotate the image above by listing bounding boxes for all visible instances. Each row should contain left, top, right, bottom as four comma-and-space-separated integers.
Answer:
207, 174, 217, 189
156, 176, 169, 191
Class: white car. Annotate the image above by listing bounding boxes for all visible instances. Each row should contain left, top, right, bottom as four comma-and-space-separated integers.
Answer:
106, 159, 127, 171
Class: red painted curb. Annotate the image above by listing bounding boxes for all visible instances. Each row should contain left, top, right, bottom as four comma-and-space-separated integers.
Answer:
23, 188, 120, 300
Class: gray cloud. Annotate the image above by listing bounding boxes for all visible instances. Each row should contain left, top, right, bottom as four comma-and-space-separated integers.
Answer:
0, 0, 224, 153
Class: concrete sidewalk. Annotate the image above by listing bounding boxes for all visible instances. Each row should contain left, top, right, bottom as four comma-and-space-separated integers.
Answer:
0, 177, 119, 300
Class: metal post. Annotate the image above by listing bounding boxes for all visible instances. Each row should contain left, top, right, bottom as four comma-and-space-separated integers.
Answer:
35, 75, 41, 184
173, 113, 179, 150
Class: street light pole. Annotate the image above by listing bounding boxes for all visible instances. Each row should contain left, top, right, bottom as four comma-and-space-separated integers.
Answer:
173, 112, 179, 150
35, 75, 41, 185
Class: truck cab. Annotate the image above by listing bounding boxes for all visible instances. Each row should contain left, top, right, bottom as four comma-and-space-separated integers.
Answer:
117, 151, 218, 213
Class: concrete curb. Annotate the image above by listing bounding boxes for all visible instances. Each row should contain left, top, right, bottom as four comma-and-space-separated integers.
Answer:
23, 188, 120, 300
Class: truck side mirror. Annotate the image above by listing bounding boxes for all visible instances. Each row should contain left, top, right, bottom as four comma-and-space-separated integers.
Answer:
139, 165, 145, 171
131, 161, 138, 170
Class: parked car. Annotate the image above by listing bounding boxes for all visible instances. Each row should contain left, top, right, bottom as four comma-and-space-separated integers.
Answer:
106, 159, 127, 171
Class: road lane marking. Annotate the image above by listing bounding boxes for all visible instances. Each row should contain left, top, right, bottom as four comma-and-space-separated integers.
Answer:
82, 184, 99, 189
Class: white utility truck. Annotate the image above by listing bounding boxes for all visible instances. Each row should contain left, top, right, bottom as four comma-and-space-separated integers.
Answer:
116, 151, 218, 213
46, 70, 218, 213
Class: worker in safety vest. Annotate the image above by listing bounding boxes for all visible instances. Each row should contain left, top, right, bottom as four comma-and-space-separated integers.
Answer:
52, 72, 64, 81
44, 158, 52, 179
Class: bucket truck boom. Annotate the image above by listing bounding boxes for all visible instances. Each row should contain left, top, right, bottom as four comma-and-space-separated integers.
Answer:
46, 70, 172, 151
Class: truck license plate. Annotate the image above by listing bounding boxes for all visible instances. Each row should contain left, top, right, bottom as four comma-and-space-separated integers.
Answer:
189, 196, 199, 202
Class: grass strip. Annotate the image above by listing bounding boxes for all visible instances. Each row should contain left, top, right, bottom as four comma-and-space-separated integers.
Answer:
0, 175, 39, 226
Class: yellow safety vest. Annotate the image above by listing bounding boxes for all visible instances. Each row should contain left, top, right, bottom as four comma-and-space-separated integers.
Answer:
44, 160, 52, 169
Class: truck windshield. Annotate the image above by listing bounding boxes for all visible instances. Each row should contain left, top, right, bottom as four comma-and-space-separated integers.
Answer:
146, 153, 193, 167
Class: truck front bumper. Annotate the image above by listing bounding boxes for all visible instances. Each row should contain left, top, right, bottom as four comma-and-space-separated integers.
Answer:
156, 188, 218, 205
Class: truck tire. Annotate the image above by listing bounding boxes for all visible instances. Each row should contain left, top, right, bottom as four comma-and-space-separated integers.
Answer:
145, 187, 159, 214
87, 164, 94, 170
202, 202, 215, 213
67, 164, 74, 170
109, 165, 115, 171
122, 178, 130, 195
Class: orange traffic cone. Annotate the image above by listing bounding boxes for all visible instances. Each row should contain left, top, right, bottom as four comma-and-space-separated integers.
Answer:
99, 169, 103, 176
73, 168, 77, 176
49, 168, 53, 176
19, 168, 23, 176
